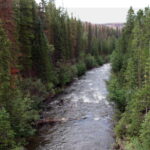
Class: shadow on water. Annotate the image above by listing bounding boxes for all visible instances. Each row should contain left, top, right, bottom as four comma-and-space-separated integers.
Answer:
27, 63, 115, 150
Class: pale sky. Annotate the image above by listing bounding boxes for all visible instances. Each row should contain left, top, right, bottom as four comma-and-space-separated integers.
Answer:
36, 0, 150, 23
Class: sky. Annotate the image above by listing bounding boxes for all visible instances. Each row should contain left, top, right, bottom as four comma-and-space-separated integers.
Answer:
36, 0, 150, 23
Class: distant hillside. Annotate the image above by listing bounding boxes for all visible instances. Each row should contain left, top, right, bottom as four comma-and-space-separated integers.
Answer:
103, 23, 125, 30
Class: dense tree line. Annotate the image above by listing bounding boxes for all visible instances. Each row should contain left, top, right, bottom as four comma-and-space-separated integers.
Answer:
0, 0, 118, 149
109, 7, 150, 150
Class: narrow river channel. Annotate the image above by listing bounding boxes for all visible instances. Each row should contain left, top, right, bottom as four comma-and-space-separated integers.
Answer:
27, 63, 115, 150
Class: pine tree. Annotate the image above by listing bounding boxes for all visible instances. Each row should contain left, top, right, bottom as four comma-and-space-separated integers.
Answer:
87, 23, 92, 54
0, 108, 15, 150
126, 7, 135, 34
109, 7, 150, 148
32, 17, 54, 83
75, 20, 83, 59
0, 23, 11, 109
16, 0, 36, 77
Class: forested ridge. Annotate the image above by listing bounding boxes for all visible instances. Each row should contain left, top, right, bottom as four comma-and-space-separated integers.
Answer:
0, 0, 119, 149
109, 7, 150, 150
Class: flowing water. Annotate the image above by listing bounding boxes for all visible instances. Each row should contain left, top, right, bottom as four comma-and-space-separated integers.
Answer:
27, 63, 115, 150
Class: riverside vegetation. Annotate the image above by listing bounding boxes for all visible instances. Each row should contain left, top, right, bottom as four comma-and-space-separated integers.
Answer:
108, 7, 150, 150
0, 0, 119, 149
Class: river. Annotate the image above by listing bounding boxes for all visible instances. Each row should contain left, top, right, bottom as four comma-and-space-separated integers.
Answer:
27, 63, 115, 150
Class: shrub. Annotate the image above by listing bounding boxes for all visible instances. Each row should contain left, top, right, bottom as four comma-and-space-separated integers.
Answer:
76, 61, 87, 76
10, 89, 39, 139
0, 108, 15, 150
110, 50, 123, 72
126, 85, 150, 136
108, 75, 126, 112
115, 116, 127, 138
124, 138, 142, 150
58, 64, 78, 86
95, 56, 104, 66
139, 111, 150, 150
19, 79, 49, 109
70, 65, 78, 79
85, 54, 97, 69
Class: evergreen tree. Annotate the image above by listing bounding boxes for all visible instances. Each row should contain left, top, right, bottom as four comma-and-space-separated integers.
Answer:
0, 23, 11, 108
0, 0, 119, 148
16, 0, 36, 76
109, 7, 150, 149
32, 18, 54, 83
87, 23, 92, 54
75, 20, 83, 59
0, 108, 15, 150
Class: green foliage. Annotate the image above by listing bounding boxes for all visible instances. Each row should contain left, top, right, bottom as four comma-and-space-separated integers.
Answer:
108, 75, 126, 112
0, 22, 10, 80
124, 58, 137, 89
0, 108, 15, 150
58, 64, 78, 86
95, 56, 104, 66
124, 138, 142, 150
19, 78, 49, 109
85, 54, 97, 69
0, 24, 39, 148
32, 19, 54, 83
0, 0, 119, 148
10, 89, 39, 139
109, 6, 150, 149
0, 23, 11, 110
139, 111, 150, 150
76, 61, 87, 76
115, 114, 127, 138
110, 46, 123, 72
127, 85, 150, 135
70, 65, 78, 78
123, 112, 150, 150
15, 0, 36, 75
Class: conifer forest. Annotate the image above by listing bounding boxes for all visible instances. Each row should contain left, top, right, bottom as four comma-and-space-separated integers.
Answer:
0, 0, 149, 150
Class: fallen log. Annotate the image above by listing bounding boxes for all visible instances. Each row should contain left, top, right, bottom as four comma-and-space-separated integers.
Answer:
36, 116, 87, 126
36, 118, 68, 126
